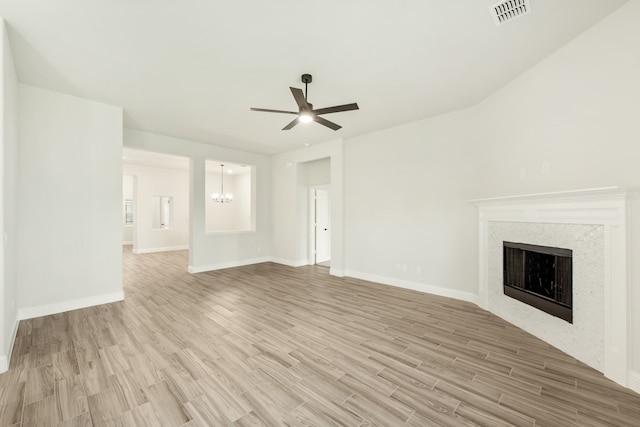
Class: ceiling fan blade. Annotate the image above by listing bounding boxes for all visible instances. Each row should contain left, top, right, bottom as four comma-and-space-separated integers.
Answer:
313, 103, 359, 115
314, 116, 342, 131
250, 107, 298, 115
290, 87, 309, 109
282, 117, 299, 130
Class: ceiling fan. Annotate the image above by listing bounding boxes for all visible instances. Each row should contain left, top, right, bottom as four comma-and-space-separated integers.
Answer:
250, 74, 359, 131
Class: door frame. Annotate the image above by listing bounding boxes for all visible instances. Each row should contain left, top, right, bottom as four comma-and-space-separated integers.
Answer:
308, 185, 330, 265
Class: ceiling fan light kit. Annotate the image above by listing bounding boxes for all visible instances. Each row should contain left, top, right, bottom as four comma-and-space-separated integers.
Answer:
250, 74, 359, 131
298, 113, 313, 124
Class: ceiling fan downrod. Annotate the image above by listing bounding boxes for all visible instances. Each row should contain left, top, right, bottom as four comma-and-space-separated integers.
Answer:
301, 74, 312, 101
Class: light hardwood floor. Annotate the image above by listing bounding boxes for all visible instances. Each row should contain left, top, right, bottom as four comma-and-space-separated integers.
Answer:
1, 247, 640, 426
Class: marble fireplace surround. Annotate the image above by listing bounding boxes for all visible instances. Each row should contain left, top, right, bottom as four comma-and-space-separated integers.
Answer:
472, 187, 630, 387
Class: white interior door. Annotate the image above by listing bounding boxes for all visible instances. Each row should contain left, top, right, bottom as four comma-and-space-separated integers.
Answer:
315, 188, 331, 264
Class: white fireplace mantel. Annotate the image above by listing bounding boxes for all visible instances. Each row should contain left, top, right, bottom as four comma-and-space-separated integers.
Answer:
472, 187, 631, 387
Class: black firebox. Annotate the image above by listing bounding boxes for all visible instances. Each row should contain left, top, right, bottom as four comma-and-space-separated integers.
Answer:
503, 241, 573, 323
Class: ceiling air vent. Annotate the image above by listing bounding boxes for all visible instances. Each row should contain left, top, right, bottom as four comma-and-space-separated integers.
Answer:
490, 0, 531, 26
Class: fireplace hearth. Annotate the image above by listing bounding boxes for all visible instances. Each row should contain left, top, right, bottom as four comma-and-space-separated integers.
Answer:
503, 241, 572, 323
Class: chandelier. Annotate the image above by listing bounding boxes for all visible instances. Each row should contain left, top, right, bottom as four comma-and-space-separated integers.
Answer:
212, 164, 233, 203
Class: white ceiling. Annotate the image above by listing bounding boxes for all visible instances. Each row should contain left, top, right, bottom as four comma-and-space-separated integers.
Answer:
0, 0, 627, 154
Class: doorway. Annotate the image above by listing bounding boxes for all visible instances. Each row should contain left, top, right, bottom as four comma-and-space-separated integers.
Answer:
122, 148, 190, 256
311, 186, 331, 267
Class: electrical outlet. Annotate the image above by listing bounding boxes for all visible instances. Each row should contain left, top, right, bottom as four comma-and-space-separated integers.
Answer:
401, 264, 407, 272
416, 266, 422, 274
542, 161, 550, 174
519, 168, 527, 179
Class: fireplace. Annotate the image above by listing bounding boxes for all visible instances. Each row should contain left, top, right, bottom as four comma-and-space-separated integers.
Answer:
503, 241, 572, 323
472, 187, 630, 388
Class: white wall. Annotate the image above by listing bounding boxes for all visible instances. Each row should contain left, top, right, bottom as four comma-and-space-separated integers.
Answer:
124, 128, 271, 272
343, 110, 480, 302
271, 141, 344, 274
205, 169, 253, 232
122, 174, 133, 244
206, 171, 235, 231
123, 163, 189, 253
303, 157, 330, 187
473, 8, 640, 195
0, 17, 19, 372
235, 173, 252, 230
17, 85, 123, 315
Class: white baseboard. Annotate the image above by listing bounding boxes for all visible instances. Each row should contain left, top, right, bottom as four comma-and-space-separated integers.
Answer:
0, 317, 19, 373
188, 257, 271, 273
343, 270, 479, 305
629, 370, 640, 394
329, 268, 344, 277
269, 257, 309, 268
132, 245, 188, 254
18, 291, 125, 321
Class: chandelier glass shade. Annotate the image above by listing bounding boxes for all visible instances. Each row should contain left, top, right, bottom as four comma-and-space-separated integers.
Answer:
211, 164, 233, 203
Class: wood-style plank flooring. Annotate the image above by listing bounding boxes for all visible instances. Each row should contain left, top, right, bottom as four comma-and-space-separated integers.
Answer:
2, 247, 640, 426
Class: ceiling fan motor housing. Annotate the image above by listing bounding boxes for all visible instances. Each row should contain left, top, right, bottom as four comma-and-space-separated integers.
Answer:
249, 72, 358, 131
